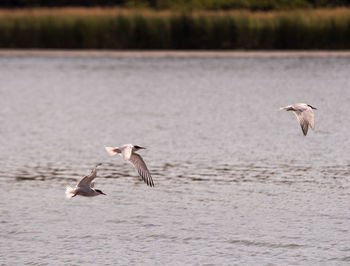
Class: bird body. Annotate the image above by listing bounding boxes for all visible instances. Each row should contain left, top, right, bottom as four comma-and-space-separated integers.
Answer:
105, 144, 154, 187
280, 103, 317, 136
65, 163, 106, 199
105, 144, 133, 160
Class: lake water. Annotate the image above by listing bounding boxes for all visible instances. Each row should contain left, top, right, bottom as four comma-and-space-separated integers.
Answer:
0, 52, 349, 265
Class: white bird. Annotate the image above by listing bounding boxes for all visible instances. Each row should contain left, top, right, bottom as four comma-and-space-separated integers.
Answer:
65, 163, 106, 199
280, 103, 317, 136
105, 144, 154, 187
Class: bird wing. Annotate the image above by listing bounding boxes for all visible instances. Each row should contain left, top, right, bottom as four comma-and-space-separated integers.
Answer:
302, 107, 315, 130
77, 167, 97, 188
293, 111, 309, 136
292, 103, 315, 135
129, 153, 154, 187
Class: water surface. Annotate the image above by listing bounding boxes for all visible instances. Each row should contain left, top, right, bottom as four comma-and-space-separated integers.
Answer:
0, 52, 349, 265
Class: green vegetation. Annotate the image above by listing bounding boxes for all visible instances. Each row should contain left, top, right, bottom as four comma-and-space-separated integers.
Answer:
0, 8, 349, 49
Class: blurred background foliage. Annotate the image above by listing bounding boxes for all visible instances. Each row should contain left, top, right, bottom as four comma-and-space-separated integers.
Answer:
0, 1, 349, 49
0, 0, 349, 10
0, 8, 349, 49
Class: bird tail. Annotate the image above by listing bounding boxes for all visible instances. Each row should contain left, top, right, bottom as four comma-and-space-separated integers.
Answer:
105, 146, 118, 156
65, 186, 76, 199
280, 105, 294, 111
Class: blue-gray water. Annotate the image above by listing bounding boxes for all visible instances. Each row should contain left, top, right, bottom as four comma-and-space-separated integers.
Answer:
0, 52, 349, 265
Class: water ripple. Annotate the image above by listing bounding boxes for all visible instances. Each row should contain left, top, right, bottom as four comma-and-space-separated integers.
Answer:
228, 239, 306, 249
0, 162, 349, 189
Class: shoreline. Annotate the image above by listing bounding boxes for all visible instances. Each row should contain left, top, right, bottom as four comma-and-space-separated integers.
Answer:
1, 50, 350, 58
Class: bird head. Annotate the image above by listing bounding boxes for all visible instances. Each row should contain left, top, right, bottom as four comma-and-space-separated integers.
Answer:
133, 145, 146, 150
307, 104, 317, 110
95, 189, 106, 195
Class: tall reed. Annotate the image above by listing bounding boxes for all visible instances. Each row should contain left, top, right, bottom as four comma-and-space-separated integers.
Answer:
0, 8, 349, 49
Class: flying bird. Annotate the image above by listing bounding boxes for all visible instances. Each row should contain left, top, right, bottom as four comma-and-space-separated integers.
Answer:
65, 163, 106, 198
280, 103, 317, 136
105, 144, 154, 187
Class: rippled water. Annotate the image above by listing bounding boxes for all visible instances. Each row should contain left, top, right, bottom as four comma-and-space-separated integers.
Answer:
1, 52, 350, 265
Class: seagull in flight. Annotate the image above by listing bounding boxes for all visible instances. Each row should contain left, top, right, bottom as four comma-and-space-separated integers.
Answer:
105, 144, 154, 187
65, 163, 106, 198
280, 103, 317, 136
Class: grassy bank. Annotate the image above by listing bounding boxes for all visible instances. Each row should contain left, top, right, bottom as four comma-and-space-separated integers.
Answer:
0, 8, 349, 49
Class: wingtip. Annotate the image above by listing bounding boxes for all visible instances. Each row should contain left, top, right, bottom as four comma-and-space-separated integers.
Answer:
302, 128, 308, 136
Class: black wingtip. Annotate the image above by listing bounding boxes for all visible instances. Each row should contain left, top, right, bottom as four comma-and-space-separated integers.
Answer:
146, 179, 154, 187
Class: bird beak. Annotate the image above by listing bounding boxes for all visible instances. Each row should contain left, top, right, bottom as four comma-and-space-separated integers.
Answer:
139, 146, 146, 149
101, 192, 107, 195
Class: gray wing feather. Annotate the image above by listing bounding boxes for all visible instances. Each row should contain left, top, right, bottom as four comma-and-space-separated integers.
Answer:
294, 112, 309, 136
303, 108, 315, 130
293, 108, 315, 136
77, 167, 97, 188
129, 153, 154, 187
